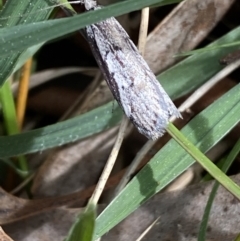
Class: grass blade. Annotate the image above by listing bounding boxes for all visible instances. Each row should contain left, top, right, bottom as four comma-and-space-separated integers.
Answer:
94, 83, 240, 238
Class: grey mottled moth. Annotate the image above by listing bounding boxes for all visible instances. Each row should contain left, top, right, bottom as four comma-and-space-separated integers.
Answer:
83, 1, 181, 139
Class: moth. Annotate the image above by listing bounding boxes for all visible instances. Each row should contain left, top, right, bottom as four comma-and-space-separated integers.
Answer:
83, 1, 181, 139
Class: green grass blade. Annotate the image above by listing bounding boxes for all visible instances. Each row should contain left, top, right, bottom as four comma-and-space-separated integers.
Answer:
0, 158, 29, 177
65, 203, 96, 241
0, 81, 19, 135
0, 0, 54, 85
167, 123, 240, 199
234, 233, 240, 241
13, 43, 44, 72
94, 83, 240, 239
0, 101, 122, 158
176, 41, 240, 57
0, 80, 28, 172
0, 0, 196, 59
160, 26, 240, 99
198, 138, 240, 241
151, 0, 182, 7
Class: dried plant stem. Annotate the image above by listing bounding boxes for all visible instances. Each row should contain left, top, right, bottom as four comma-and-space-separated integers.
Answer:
89, 116, 129, 205
16, 58, 32, 129
10, 172, 35, 194
178, 58, 240, 112
136, 217, 160, 241
138, 7, 149, 56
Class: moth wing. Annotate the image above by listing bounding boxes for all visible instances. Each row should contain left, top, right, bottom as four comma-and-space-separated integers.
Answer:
86, 18, 180, 139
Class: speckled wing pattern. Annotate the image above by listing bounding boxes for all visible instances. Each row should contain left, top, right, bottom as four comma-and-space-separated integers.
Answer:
85, 10, 181, 140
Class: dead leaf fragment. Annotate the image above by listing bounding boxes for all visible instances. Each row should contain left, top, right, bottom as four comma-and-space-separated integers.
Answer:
3, 208, 81, 241
0, 227, 14, 241
145, 0, 235, 73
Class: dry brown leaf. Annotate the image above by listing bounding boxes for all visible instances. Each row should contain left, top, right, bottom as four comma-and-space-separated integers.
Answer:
0, 167, 129, 225
31, 128, 117, 197
0, 227, 14, 241
3, 208, 81, 241
0, 184, 93, 225
145, 0, 235, 73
